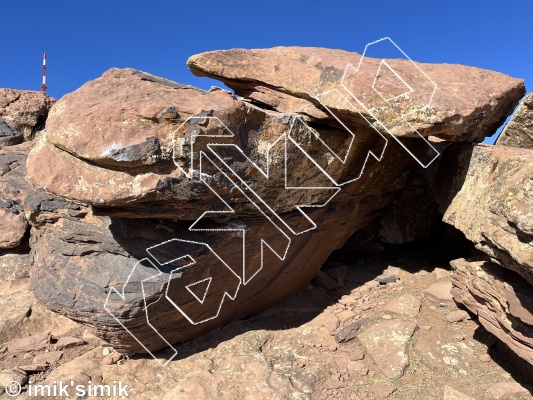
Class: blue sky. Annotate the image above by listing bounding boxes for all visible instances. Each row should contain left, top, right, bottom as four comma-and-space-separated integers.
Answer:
2, 0, 531, 143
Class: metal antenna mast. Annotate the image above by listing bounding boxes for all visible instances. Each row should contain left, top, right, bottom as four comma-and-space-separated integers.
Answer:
41, 53, 48, 95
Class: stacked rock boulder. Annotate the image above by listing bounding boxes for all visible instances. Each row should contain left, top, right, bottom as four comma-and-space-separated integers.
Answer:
23, 47, 526, 356
0, 89, 54, 253
445, 93, 533, 371
0, 89, 55, 147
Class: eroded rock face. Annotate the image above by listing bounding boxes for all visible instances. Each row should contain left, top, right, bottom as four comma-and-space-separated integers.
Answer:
0, 142, 35, 249
0, 119, 23, 149
26, 50, 524, 356
450, 257, 533, 366
497, 92, 533, 149
0, 89, 55, 140
443, 145, 533, 285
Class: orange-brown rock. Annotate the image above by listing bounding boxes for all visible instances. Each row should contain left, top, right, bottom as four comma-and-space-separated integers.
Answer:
451, 257, 533, 366
25, 49, 525, 357
0, 89, 55, 140
496, 92, 533, 149
0, 142, 34, 249
188, 46, 524, 142
443, 145, 533, 285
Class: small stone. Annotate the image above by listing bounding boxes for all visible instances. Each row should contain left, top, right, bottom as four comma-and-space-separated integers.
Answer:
335, 317, 372, 343
443, 386, 476, 400
17, 364, 48, 372
328, 345, 337, 352
381, 314, 392, 320
54, 337, 85, 351
0, 369, 28, 392
424, 281, 454, 305
364, 280, 380, 289
433, 268, 451, 280
82, 329, 100, 342
350, 351, 365, 361
102, 352, 123, 365
102, 347, 111, 356
382, 294, 421, 318
374, 274, 399, 284
369, 384, 397, 398
489, 381, 533, 399
453, 334, 465, 341
326, 377, 346, 389
336, 310, 355, 323
358, 320, 417, 379
7, 334, 50, 354
339, 296, 357, 305
421, 325, 432, 331
479, 354, 491, 362
33, 351, 63, 365
446, 310, 471, 323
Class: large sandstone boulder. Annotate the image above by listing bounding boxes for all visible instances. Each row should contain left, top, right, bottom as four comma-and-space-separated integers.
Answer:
443, 145, 533, 285
496, 92, 533, 149
0, 89, 55, 141
26, 46, 523, 355
188, 46, 524, 143
451, 257, 533, 366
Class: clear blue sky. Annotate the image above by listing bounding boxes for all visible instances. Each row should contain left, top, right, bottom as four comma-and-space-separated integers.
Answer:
2, 0, 531, 142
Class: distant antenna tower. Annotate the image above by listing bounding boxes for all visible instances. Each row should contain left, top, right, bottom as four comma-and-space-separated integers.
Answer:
41, 53, 48, 95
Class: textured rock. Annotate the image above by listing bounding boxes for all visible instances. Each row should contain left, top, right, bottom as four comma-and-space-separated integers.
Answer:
497, 92, 533, 149
382, 294, 421, 318
0, 88, 55, 140
357, 319, 417, 379
0, 209, 27, 249
445, 309, 471, 323
0, 369, 28, 394
489, 381, 533, 399
443, 145, 533, 285
444, 386, 476, 400
188, 46, 524, 142
0, 118, 22, 148
424, 281, 454, 305
0, 142, 35, 249
451, 257, 533, 366
7, 333, 50, 354
26, 67, 440, 355
53, 337, 85, 351
25, 54, 525, 357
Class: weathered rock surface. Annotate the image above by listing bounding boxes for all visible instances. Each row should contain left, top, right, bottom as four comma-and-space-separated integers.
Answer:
0, 118, 23, 148
451, 257, 533, 366
25, 47, 525, 357
443, 145, 533, 285
489, 381, 533, 399
0, 88, 55, 140
188, 46, 524, 142
0, 142, 34, 249
497, 92, 533, 149
3, 247, 531, 399
382, 294, 421, 318
357, 319, 417, 379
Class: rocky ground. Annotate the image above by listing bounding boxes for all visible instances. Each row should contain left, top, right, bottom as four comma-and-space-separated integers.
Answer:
1, 245, 531, 400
